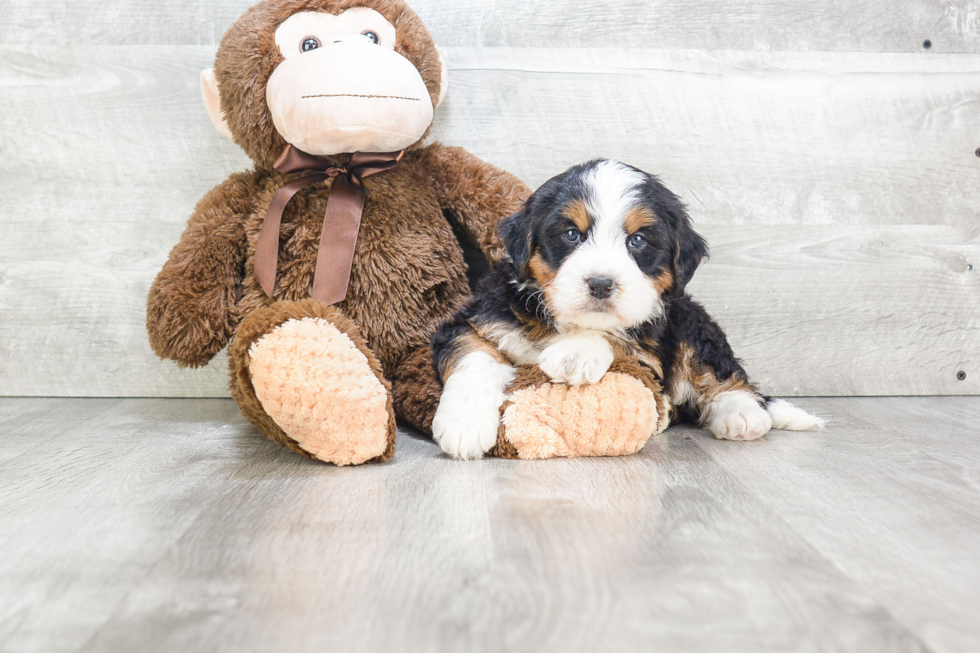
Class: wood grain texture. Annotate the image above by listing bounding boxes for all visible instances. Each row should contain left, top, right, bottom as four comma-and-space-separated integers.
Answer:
1, 45, 977, 397
0, 45, 244, 398
1, 397, 978, 652
1, 0, 979, 53
434, 48, 980, 226
690, 224, 980, 396
0, 399, 281, 652
697, 397, 980, 653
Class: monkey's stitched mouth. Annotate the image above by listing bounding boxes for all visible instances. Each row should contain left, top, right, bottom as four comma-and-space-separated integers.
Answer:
302, 93, 421, 101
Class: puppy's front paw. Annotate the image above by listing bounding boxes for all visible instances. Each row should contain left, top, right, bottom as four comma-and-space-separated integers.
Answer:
433, 352, 515, 460
538, 333, 614, 386
432, 401, 500, 460
707, 391, 773, 441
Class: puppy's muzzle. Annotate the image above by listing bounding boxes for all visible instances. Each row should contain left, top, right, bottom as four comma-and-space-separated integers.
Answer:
587, 276, 616, 300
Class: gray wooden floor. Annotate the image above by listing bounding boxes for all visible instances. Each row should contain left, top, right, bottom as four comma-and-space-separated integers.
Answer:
1, 398, 978, 653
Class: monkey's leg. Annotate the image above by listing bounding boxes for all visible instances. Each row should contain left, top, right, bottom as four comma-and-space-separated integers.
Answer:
228, 299, 396, 465
491, 359, 670, 460
390, 345, 442, 436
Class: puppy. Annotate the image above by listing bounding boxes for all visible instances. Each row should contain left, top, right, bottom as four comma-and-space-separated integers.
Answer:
432, 159, 824, 459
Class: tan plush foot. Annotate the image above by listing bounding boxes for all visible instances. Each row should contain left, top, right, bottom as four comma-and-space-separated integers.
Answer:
248, 317, 391, 466
493, 360, 670, 460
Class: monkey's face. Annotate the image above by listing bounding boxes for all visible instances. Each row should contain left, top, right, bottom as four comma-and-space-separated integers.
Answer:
206, 0, 447, 166
266, 8, 434, 155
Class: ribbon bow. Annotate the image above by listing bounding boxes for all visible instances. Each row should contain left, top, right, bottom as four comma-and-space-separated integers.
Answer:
254, 145, 404, 305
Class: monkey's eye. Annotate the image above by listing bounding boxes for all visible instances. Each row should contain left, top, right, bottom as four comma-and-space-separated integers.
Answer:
301, 37, 321, 52
563, 229, 582, 243
362, 31, 380, 45
628, 234, 648, 249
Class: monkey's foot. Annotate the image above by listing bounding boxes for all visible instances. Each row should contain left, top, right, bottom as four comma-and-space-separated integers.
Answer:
490, 359, 670, 460
231, 301, 396, 466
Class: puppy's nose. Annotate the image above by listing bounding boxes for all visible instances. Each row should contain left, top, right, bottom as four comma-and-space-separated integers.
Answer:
587, 276, 616, 300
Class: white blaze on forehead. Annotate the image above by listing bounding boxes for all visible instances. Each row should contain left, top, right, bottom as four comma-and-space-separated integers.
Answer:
546, 160, 662, 331
582, 160, 645, 230
578, 160, 645, 269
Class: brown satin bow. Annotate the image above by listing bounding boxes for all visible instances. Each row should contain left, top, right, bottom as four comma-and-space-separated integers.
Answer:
254, 145, 404, 305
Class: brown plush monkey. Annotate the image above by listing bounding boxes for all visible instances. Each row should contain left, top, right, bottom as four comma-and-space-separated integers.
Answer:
148, 0, 663, 464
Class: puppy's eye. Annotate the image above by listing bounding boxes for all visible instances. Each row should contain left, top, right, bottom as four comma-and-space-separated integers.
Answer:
563, 229, 582, 243
628, 234, 648, 249
301, 37, 321, 52
362, 31, 380, 44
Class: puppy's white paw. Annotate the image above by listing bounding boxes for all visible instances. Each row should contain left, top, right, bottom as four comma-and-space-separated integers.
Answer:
538, 332, 614, 386
433, 401, 501, 460
707, 391, 773, 441
432, 352, 514, 460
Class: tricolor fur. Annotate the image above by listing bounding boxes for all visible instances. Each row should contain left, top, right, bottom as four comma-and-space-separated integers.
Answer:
432, 159, 824, 459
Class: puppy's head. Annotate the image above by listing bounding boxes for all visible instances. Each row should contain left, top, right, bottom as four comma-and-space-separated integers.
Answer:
500, 159, 707, 331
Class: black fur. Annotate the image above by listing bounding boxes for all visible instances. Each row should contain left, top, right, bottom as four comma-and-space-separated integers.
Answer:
432, 260, 552, 382
635, 173, 709, 291
644, 294, 755, 423
498, 206, 533, 274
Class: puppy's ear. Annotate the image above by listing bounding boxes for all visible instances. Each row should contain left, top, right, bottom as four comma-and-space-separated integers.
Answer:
673, 208, 709, 292
499, 203, 534, 275
641, 173, 709, 292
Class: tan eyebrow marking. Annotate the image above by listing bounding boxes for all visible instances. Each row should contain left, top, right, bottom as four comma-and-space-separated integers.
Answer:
624, 205, 657, 234
562, 198, 592, 233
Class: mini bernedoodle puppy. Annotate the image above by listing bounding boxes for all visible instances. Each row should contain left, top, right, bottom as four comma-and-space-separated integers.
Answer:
432, 159, 824, 459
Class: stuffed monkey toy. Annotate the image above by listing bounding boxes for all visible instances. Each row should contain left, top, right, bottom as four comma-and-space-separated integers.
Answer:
147, 0, 667, 464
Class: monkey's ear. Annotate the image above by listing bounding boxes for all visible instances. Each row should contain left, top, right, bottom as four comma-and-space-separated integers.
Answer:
435, 48, 449, 108
200, 69, 234, 140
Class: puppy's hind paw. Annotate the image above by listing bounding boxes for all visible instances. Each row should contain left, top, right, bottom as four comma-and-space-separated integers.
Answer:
707, 391, 773, 441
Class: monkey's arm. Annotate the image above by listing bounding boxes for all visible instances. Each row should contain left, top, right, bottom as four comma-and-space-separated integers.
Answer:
417, 144, 531, 264
146, 172, 257, 367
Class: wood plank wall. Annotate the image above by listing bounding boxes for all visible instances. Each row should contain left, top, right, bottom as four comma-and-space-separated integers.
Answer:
1, 1, 978, 397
